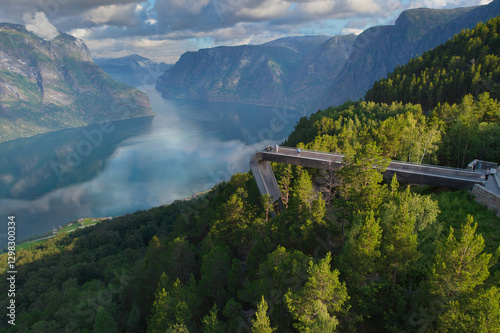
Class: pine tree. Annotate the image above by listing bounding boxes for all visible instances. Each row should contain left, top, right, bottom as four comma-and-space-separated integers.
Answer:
148, 287, 170, 333
278, 164, 293, 208
239, 246, 310, 329
429, 215, 492, 300
261, 193, 274, 222
139, 236, 166, 325
227, 258, 244, 295
380, 187, 421, 284
291, 169, 315, 212
285, 253, 349, 332
200, 245, 232, 307
252, 296, 276, 333
340, 210, 382, 286
438, 286, 500, 332
163, 236, 197, 283
311, 193, 326, 226
166, 323, 189, 332
211, 192, 249, 245
93, 306, 117, 333
337, 142, 389, 217
147, 276, 195, 333
202, 304, 226, 333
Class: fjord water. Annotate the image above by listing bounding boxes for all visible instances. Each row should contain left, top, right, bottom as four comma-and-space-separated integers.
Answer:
0, 86, 302, 241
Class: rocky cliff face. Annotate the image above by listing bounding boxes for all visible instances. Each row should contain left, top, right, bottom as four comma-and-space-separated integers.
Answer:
320, 0, 500, 108
155, 35, 355, 108
287, 35, 356, 108
95, 54, 171, 87
0, 23, 154, 143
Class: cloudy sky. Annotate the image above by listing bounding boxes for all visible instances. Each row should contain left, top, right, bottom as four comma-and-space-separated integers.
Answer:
0, 0, 493, 63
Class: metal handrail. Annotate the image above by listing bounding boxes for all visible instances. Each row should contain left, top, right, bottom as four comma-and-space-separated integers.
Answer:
271, 146, 471, 171
388, 160, 473, 172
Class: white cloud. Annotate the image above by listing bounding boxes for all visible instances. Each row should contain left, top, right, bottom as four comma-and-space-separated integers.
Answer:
69, 28, 91, 39
349, 0, 383, 13
23, 11, 59, 40
86, 35, 200, 63
86, 3, 139, 27
408, 0, 492, 9
235, 0, 290, 20
302, 1, 335, 15
300, 1, 337, 15
342, 27, 364, 35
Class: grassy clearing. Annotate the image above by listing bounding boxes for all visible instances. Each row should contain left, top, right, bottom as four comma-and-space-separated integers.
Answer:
430, 189, 500, 253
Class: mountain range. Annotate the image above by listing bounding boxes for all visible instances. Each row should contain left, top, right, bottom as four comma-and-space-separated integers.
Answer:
94, 54, 171, 87
0, 24, 154, 144
155, 34, 355, 108
155, 0, 500, 110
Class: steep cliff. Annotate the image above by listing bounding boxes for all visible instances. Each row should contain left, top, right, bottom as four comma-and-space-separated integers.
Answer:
321, 0, 500, 108
287, 34, 356, 108
0, 23, 154, 143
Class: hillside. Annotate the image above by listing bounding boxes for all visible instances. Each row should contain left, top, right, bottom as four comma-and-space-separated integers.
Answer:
95, 54, 172, 87
0, 24, 155, 144
320, 0, 500, 108
155, 35, 354, 108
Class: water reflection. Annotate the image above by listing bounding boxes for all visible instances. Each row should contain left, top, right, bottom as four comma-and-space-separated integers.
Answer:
0, 117, 154, 200
0, 86, 303, 241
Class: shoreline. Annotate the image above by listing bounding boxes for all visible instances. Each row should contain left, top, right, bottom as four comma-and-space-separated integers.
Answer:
3, 189, 212, 252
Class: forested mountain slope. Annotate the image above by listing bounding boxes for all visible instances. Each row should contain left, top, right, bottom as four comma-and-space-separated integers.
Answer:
1, 16, 500, 333
2, 164, 499, 332
365, 16, 500, 110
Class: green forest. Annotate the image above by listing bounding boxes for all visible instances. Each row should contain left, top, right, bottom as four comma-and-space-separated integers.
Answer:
1, 15, 500, 333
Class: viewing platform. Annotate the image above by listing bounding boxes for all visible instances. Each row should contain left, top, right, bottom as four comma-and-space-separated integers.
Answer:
250, 147, 494, 209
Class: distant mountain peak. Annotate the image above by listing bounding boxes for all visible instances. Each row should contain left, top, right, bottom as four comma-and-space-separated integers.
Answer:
0, 22, 24, 31
95, 54, 171, 87
262, 35, 332, 46
395, 6, 476, 40
262, 35, 333, 55
123, 54, 148, 60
